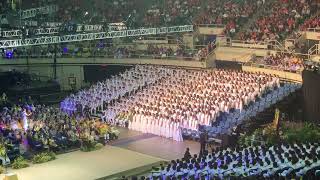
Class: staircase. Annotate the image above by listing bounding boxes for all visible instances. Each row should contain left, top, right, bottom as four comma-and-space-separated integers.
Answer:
308, 44, 320, 62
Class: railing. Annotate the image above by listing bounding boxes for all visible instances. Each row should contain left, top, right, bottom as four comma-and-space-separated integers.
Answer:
196, 24, 225, 28
29, 73, 53, 82
285, 32, 304, 50
0, 25, 194, 48
306, 28, 320, 32
229, 39, 269, 49
244, 62, 303, 74
1, 52, 205, 62
308, 44, 320, 59
218, 37, 294, 53
1, 24, 104, 38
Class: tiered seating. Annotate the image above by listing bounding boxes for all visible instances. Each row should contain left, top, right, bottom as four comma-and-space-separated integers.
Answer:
204, 83, 301, 137
61, 65, 172, 114
194, 0, 262, 36
238, 0, 314, 42
253, 53, 304, 72
102, 68, 280, 141
143, 142, 320, 179
53, 0, 141, 24
300, 16, 320, 31
143, 0, 202, 27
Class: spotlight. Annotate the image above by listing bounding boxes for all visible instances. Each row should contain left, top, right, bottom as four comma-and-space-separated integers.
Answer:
63, 47, 68, 54
5, 50, 13, 59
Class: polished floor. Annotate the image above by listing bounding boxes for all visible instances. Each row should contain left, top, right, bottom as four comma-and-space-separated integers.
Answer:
1, 128, 200, 180
0, 145, 163, 180
112, 128, 200, 160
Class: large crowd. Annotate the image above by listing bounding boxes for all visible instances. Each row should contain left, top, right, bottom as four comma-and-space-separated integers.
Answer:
300, 16, 320, 31
194, 0, 263, 36
238, 0, 315, 42
1, 0, 318, 41
61, 65, 172, 115
254, 53, 304, 72
100, 67, 280, 141
2, 40, 213, 61
0, 96, 119, 163
140, 142, 320, 179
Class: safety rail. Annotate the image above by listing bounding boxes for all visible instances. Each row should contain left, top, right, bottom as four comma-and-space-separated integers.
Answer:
196, 24, 225, 28
1, 51, 205, 62
308, 44, 320, 59
1, 24, 104, 38
244, 62, 303, 74
218, 37, 294, 53
306, 28, 320, 32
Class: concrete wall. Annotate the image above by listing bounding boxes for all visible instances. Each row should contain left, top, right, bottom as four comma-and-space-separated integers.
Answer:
305, 31, 320, 41
0, 62, 84, 91
215, 46, 276, 62
242, 65, 302, 82
0, 57, 206, 90
198, 27, 224, 35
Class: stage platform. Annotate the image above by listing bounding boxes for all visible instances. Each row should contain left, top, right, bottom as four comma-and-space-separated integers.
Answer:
112, 128, 200, 160
0, 128, 200, 180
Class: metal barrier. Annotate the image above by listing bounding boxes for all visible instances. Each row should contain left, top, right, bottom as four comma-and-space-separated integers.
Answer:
308, 44, 320, 60
0, 25, 194, 48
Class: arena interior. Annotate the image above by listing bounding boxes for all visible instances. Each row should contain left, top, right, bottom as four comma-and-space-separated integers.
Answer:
0, 0, 320, 179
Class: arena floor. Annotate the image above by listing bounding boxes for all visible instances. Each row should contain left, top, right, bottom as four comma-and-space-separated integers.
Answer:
0, 128, 200, 180
112, 128, 200, 160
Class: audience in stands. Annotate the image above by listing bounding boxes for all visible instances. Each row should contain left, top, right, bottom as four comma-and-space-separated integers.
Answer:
300, 16, 320, 31
144, 143, 320, 179
3, 41, 210, 61
1, 0, 317, 42
194, 0, 262, 36
255, 53, 304, 72
239, 0, 314, 42
143, 0, 202, 27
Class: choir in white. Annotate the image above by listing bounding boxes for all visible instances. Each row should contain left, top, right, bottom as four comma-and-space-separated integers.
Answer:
61, 66, 280, 142
61, 65, 172, 114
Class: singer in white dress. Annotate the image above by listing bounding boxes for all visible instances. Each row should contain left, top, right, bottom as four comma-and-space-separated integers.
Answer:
22, 109, 29, 130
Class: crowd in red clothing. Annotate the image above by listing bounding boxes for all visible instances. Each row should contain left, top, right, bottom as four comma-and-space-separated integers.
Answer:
300, 16, 320, 31
238, 0, 314, 42
194, 0, 263, 36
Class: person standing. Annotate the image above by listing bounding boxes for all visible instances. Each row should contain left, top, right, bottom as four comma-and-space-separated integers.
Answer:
21, 108, 29, 131
199, 130, 208, 155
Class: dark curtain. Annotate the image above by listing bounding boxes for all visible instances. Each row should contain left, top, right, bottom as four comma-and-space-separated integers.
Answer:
217, 61, 242, 70
302, 70, 320, 122
83, 65, 132, 83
